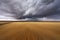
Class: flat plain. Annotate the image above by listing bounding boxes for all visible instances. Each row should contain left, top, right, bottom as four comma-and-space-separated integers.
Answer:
0, 22, 60, 40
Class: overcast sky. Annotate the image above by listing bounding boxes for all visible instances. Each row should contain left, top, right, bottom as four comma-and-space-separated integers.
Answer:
0, 0, 60, 21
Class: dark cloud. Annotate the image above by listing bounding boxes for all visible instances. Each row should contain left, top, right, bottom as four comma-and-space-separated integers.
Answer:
0, 0, 60, 21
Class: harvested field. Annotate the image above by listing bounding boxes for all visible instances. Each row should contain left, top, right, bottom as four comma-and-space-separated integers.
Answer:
0, 22, 60, 40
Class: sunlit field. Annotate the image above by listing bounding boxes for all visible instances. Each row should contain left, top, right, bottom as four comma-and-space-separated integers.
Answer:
0, 22, 60, 40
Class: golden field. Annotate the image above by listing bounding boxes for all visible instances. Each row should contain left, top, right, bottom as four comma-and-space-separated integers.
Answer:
0, 22, 60, 40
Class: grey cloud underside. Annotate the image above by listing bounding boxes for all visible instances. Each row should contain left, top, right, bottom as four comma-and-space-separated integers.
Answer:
0, 0, 60, 21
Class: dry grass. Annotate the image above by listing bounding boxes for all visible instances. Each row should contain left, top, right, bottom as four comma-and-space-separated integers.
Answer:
0, 22, 60, 40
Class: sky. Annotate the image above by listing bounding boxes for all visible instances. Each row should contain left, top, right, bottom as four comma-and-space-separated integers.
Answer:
0, 0, 60, 21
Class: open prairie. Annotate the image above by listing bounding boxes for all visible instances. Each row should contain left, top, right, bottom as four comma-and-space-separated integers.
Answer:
0, 22, 60, 40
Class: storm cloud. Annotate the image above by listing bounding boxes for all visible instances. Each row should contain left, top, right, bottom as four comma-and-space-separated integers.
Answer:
0, 0, 60, 21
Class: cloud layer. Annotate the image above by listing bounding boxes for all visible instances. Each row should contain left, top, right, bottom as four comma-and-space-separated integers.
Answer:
0, 0, 60, 21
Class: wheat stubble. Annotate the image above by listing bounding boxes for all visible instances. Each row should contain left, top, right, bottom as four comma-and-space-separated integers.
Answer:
0, 22, 60, 40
